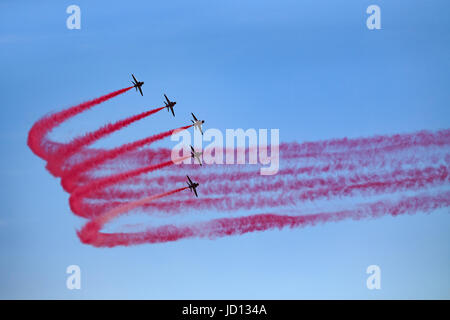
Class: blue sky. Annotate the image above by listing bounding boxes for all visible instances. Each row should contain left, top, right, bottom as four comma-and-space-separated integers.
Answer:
0, 0, 449, 299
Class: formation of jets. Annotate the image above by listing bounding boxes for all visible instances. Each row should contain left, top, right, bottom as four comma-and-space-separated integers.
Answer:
130, 74, 204, 198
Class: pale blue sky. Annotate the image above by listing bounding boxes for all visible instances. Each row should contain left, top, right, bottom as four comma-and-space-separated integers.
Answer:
0, 0, 449, 299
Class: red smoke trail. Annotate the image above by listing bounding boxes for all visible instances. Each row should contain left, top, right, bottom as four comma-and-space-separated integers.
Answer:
77, 187, 188, 247
97, 187, 188, 225
86, 166, 449, 200
61, 125, 193, 191
26, 87, 450, 247
70, 164, 448, 218
139, 172, 446, 214
281, 130, 450, 157
46, 106, 165, 176
60, 129, 450, 179
77, 191, 450, 247
94, 129, 450, 170
195, 165, 449, 197
69, 155, 191, 216
27, 87, 133, 159
75, 148, 444, 189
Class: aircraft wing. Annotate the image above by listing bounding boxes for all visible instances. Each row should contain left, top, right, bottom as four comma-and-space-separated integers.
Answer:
199, 126, 203, 135
138, 86, 143, 96
193, 187, 198, 197
187, 175, 193, 184
132, 74, 137, 82
170, 106, 175, 117
164, 94, 170, 103
190, 146, 195, 152
191, 113, 198, 121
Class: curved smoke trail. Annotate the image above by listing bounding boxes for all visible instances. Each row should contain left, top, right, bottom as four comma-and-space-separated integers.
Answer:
27, 87, 450, 247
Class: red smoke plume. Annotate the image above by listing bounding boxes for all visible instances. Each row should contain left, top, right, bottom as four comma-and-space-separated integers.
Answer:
27, 87, 450, 247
